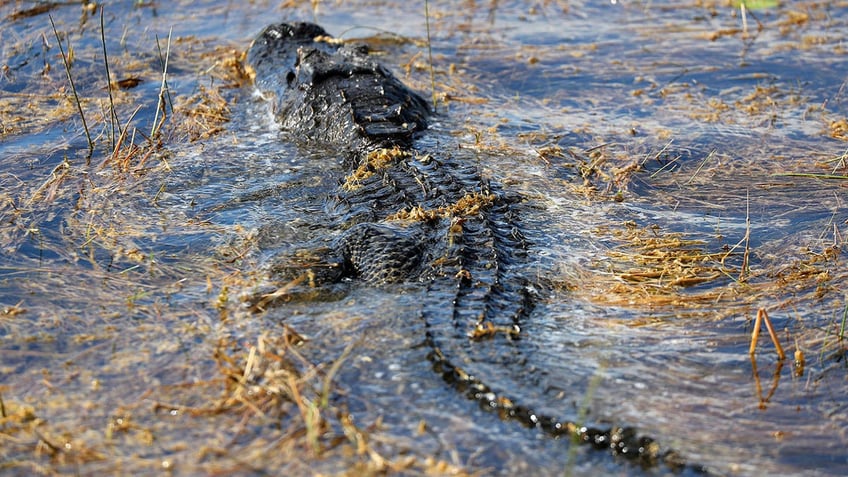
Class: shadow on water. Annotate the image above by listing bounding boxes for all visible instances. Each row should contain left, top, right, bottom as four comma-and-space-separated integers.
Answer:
1, 1, 847, 475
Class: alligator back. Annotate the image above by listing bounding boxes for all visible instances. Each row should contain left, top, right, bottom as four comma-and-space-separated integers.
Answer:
246, 22, 699, 472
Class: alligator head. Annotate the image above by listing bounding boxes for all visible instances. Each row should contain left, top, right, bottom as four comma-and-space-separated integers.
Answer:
247, 22, 431, 152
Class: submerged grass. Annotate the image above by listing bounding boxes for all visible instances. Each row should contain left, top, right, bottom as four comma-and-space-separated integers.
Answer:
1, 7, 255, 473
0, 320, 438, 474
566, 190, 844, 318
1, 4, 471, 475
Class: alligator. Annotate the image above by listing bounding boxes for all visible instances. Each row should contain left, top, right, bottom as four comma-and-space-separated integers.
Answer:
246, 21, 703, 472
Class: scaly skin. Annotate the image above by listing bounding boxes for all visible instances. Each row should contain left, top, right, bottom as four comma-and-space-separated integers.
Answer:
247, 22, 704, 473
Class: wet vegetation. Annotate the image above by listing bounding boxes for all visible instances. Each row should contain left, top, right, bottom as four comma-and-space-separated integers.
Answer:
1, 1, 847, 475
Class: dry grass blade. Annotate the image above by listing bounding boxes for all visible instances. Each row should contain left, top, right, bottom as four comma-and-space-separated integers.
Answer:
151, 28, 173, 140
772, 172, 848, 180
25, 157, 71, 206
320, 342, 354, 409
749, 308, 786, 360
740, 190, 751, 282
685, 149, 716, 185
49, 14, 93, 160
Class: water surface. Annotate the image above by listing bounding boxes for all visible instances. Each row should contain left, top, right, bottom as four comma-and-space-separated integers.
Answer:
1, 1, 847, 475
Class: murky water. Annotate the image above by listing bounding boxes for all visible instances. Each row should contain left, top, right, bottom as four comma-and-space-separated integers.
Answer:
2, 1, 847, 475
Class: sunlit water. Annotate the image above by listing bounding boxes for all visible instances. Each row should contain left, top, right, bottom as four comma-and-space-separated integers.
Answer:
2, 1, 847, 475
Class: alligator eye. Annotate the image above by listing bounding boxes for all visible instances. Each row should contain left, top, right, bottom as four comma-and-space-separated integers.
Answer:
286, 71, 296, 86
265, 26, 282, 40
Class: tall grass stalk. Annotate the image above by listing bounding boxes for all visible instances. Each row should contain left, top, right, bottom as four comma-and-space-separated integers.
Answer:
424, 0, 438, 112
100, 7, 122, 151
108, 105, 142, 168
740, 190, 751, 282
151, 28, 173, 140
49, 14, 93, 160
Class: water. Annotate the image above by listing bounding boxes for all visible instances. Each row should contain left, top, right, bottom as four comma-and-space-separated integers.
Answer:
1, 1, 847, 475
